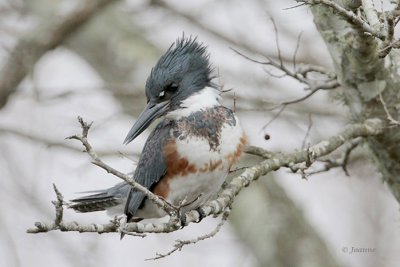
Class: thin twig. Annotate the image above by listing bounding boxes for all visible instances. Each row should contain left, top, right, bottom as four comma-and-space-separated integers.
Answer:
280, 83, 337, 106
231, 48, 309, 84
307, 138, 362, 176
293, 31, 303, 70
27, 184, 68, 233
301, 114, 313, 149
52, 183, 64, 227
232, 48, 339, 125
379, 93, 400, 126
271, 17, 283, 68
283, 2, 307, 10
262, 105, 286, 130
147, 209, 231, 260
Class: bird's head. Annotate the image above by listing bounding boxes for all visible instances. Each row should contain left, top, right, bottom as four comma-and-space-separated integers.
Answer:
124, 36, 214, 144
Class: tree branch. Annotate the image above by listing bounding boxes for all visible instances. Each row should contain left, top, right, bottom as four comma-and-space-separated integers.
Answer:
309, 0, 400, 203
27, 118, 384, 235
297, 0, 385, 39
361, 0, 381, 32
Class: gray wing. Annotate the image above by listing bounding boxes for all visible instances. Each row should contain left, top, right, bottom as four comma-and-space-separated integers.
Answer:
124, 120, 172, 220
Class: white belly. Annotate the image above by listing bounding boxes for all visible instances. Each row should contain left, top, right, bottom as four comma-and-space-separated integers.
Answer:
136, 116, 245, 219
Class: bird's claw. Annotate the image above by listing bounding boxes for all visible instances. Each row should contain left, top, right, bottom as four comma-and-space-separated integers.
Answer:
195, 207, 207, 223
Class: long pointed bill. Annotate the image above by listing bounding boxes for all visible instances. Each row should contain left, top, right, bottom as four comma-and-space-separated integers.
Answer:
123, 101, 169, 145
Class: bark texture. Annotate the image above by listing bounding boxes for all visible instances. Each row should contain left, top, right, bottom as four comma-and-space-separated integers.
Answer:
311, 0, 400, 202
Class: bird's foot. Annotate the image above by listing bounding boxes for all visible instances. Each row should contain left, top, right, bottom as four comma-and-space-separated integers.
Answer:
176, 206, 207, 228
195, 207, 207, 223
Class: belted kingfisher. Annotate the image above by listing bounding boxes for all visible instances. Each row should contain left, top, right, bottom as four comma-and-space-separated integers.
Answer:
70, 37, 246, 222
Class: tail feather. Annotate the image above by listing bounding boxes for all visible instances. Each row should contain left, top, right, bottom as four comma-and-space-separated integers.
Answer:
69, 182, 130, 213
69, 194, 122, 213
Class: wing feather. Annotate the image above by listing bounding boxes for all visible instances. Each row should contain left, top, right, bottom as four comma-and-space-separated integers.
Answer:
124, 120, 172, 220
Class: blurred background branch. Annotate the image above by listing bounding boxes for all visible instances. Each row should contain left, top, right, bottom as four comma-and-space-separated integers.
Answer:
0, 0, 117, 108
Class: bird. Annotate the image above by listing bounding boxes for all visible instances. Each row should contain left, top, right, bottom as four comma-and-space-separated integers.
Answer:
69, 36, 247, 223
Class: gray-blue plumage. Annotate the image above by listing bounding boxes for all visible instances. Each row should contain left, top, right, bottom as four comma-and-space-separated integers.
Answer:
145, 37, 215, 111
124, 120, 171, 220
69, 36, 218, 220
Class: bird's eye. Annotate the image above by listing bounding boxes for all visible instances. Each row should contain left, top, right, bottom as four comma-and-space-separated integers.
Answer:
158, 83, 178, 101
165, 83, 178, 93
